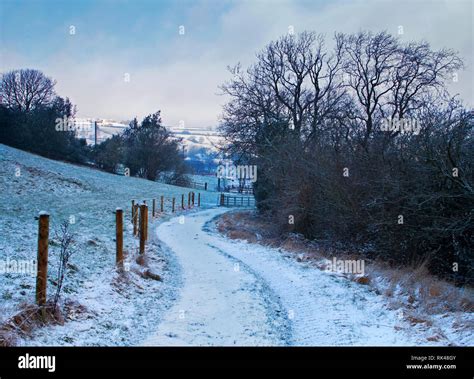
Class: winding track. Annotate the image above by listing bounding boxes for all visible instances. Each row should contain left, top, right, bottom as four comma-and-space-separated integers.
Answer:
143, 208, 417, 346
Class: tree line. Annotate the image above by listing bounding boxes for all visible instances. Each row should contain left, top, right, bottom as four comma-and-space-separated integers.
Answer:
0, 69, 187, 183
220, 31, 473, 284
93, 111, 187, 181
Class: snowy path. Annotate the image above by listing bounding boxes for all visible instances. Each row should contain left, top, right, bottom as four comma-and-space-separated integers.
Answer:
143, 208, 418, 346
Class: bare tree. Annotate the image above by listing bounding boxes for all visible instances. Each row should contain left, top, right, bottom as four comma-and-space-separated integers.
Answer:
387, 42, 463, 122
340, 31, 463, 147
0, 69, 56, 112
341, 31, 400, 147
220, 32, 347, 158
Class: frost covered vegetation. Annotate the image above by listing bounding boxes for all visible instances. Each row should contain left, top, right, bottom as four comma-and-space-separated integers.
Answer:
220, 31, 473, 284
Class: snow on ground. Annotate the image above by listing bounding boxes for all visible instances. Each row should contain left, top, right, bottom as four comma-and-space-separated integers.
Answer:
188, 173, 219, 191
2, 144, 471, 346
143, 209, 288, 346
0, 144, 218, 345
143, 208, 451, 346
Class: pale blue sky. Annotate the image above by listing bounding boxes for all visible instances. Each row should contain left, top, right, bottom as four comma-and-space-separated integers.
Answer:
1, 0, 472, 127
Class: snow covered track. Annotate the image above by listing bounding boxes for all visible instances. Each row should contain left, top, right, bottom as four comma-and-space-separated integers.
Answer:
143, 209, 420, 346
143, 208, 288, 346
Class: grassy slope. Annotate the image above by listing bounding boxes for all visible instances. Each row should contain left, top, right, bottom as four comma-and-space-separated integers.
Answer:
0, 143, 217, 345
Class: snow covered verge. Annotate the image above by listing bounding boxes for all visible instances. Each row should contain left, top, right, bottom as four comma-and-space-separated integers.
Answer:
216, 211, 474, 346
0, 144, 217, 346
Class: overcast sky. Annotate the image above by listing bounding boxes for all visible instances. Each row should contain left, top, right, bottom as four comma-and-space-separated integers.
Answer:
1, 0, 472, 128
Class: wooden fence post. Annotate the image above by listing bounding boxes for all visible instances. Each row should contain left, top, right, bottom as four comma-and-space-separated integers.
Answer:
145, 204, 148, 241
192, 192, 195, 206
198, 193, 201, 207
188, 192, 191, 208
133, 204, 138, 236
36, 212, 49, 306
152, 199, 156, 218
204, 182, 208, 191
139, 203, 146, 254
220, 193, 225, 206
141, 200, 148, 240
172, 197, 175, 213
160, 196, 164, 213
116, 208, 123, 268
131, 200, 135, 224
181, 194, 185, 209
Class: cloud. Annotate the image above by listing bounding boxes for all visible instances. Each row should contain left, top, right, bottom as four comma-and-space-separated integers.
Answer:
1, 0, 471, 127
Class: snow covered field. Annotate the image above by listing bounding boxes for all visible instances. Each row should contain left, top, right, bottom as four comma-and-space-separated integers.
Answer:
0, 144, 217, 345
